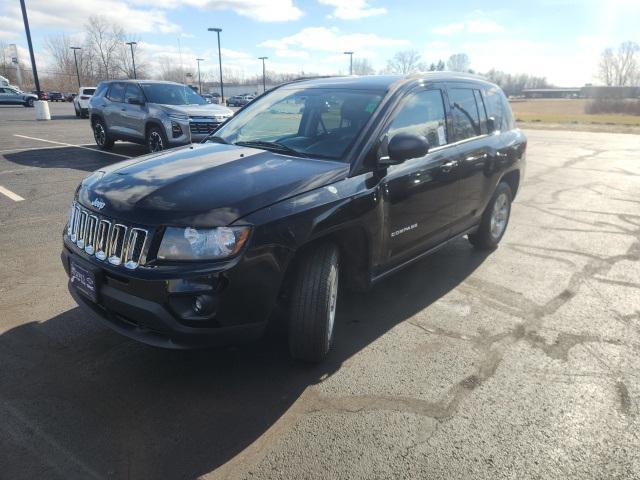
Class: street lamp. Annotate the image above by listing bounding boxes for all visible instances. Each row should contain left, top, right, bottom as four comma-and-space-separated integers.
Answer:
125, 41, 137, 79
196, 58, 204, 94
208, 28, 224, 102
70, 46, 81, 88
343, 51, 354, 75
258, 56, 268, 93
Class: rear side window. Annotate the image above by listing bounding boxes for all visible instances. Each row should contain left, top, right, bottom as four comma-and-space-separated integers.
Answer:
448, 88, 482, 140
106, 83, 125, 103
378, 89, 448, 158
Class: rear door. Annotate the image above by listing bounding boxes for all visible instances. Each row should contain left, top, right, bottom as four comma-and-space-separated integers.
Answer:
378, 85, 458, 267
446, 84, 493, 234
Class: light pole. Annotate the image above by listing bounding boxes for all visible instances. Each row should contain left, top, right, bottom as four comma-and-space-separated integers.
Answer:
125, 41, 137, 79
70, 46, 81, 88
196, 58, 204, 93
258, 56, 268, 93
208, 28, 224, 102
19, 0, 40, 95
343, 51, 354, 75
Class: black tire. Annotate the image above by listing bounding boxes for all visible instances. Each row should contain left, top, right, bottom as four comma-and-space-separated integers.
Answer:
93, 118, 114, 150
25, 98, 34, 107
80, 108, 88, 119
146, 125, 168, 153
468, 181, 513, 250
74, 104, 80, 117
288, 243, 340, 363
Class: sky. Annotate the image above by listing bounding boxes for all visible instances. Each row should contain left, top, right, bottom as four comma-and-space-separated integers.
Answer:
1, 0, 639, 86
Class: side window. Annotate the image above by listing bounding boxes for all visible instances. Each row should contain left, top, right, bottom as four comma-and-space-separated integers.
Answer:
124, 84, 143, 104
474, 90, 488, 134
448, 88, 481, 140
106, 83, 125, 103
483, 86, 505, 131
378, 89, 447, 159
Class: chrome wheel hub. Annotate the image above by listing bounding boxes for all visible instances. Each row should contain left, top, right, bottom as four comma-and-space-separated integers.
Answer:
94, 124, 105, 146
149, 131, 163, 152
490, 192, 509, 239
327, 263, 339, 341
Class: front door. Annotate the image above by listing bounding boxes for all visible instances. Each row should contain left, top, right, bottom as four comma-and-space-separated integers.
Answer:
121, 84, 147, 140
377, 87, 458, 267
103, 82, 127, 136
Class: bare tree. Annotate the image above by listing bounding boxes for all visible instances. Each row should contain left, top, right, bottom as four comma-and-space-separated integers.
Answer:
352, 58, 374, 75
447, 53, 470, 72
598, 41, 640, 86
385, 50, 426, 74
85, 16, 126, 80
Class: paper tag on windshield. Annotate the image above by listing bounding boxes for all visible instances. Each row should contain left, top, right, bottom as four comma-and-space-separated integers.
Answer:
437, 125, 446, 146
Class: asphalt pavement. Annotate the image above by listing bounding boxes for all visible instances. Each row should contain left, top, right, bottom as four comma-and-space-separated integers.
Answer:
0, 102, 639, 479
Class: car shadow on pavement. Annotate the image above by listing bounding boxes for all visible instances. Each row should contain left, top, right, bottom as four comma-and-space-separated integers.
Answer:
0, 238, 490, 479
4, 145, 146, 170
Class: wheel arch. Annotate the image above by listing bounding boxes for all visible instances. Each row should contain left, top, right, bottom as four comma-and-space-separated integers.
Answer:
500, 169, 520, 199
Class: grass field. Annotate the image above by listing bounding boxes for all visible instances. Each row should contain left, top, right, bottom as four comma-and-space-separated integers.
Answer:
510, 99, 640, 127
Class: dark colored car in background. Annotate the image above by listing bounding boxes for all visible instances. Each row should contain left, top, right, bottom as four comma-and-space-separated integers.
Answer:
226, 94, 254, 107
48, 91, 64, 102
62, 73, 526, 362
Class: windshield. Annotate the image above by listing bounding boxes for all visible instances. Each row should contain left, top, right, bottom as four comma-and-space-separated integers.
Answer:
211, 87, 383, 161
140, 83, 207, 106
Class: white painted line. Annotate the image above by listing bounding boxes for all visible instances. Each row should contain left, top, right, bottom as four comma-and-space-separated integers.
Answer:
0, 144, 100, 154
13, 134, 131, 159
0, 185, 25, 202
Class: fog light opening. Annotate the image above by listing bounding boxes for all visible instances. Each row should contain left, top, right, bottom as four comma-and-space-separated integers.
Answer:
193, 294, 215, 315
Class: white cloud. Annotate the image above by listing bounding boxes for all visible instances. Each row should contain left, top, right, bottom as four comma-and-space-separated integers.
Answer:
275, 49, 310, 59
181, 0, 303, 22
260, 27, 408, 55
319, 0, 386, 20
0, 0, 180, 34
432, 19, 504, 35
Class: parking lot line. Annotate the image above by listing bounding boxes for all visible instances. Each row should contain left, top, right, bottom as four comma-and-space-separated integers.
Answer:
13, 134, 131, 159
0, 185, 25, 202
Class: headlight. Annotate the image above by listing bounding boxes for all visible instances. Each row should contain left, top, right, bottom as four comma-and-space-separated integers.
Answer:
157, 226, 250, 261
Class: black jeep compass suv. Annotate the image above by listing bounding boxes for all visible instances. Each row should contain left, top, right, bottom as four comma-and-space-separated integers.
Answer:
62, 73, 526, 362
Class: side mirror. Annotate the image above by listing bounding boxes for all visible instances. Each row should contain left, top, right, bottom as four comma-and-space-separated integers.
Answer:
486, 116, 496, 133
128, 97, 144, 106
382, 133, 429, 165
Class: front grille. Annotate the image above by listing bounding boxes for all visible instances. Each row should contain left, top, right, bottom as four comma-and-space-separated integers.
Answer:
67, 202, 149, 270
189, 116, 222, 135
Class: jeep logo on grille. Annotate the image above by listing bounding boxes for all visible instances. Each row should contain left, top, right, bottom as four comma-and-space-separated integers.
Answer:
91, 198, 106, 210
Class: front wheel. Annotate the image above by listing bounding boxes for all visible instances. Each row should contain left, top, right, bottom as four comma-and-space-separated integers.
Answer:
468, 182, 513, 250
93, 119, 114, 150
288, 243, 340, 363
146, 125, 167, 153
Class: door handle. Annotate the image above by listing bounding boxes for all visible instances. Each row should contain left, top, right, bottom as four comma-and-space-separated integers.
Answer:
440, 160, 459, 172
465, 153, 488, 162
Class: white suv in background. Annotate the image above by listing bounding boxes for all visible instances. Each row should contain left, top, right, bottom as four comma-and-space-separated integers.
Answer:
73, 87, 96, 118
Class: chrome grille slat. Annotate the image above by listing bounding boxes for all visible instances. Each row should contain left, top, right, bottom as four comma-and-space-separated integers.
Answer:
65, 203, 148, 270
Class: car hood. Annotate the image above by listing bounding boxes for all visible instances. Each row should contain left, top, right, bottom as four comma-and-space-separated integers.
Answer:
157, 103, 233, 117
77, 143, 349, 226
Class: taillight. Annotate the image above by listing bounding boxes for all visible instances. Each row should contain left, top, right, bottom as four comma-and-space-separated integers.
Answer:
80, 95, 90, 100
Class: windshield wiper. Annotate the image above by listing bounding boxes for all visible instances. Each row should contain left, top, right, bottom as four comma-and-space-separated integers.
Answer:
206, 135, 230, 144
234, 140, 308, 158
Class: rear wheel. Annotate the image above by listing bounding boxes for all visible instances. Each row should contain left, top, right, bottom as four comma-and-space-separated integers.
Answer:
93, 119, 114, 150
468, 182, 512, 250
288, 243, 340, 363
146, 125, 167, 153
80, 108, 88, 119
25, 98, 34, 107
74, 104, 80, 117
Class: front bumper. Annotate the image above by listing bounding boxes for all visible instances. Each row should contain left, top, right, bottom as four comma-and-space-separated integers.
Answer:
61, 244, 277, 349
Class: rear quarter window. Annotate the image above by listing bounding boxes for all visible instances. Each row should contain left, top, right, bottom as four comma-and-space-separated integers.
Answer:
483, 86, 515, 131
